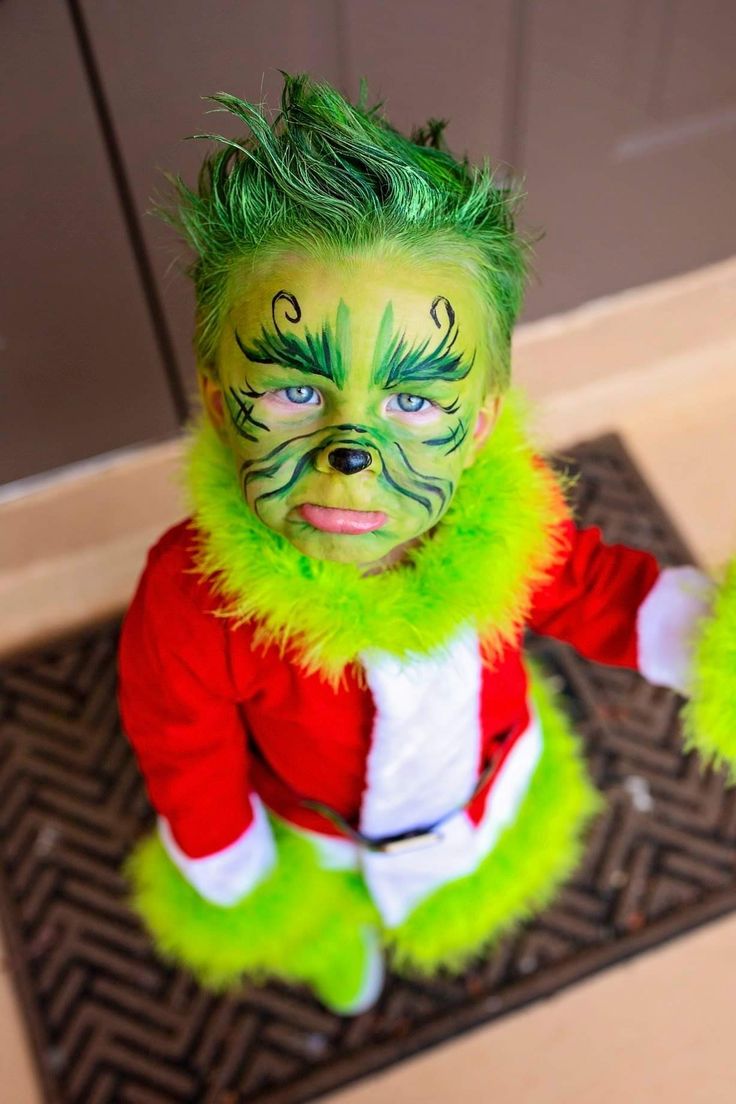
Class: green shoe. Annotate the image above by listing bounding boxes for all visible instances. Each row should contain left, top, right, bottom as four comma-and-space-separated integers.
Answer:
308, 926, 385, 1016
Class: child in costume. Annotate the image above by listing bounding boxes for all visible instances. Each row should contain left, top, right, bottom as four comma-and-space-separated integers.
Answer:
118, 74, 735, 1015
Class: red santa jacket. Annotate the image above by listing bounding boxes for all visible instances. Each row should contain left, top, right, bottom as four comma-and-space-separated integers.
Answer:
117, 516, 711, 921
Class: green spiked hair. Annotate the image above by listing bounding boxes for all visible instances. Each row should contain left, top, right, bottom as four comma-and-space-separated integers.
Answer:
163, 72, 531, 390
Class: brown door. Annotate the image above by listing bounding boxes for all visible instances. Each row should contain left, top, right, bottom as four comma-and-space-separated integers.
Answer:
0, 0, 179, 485
517, 0, 736, 320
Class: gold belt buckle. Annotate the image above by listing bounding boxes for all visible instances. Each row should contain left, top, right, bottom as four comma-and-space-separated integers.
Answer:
371, 826, 445, 855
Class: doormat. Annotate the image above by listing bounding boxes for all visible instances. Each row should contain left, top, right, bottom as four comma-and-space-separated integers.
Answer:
2, 433, 735, 1104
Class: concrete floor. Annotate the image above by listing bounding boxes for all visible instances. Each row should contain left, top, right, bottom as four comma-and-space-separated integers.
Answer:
1, 258, 735, 1103
331, 914, 736, 1104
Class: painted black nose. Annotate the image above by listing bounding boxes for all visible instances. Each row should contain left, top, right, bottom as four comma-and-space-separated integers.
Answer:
328, 447, 372, 475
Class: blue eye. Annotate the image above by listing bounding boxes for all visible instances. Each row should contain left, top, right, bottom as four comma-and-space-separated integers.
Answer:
393, 393, 430, 413
283, 385, 319, 405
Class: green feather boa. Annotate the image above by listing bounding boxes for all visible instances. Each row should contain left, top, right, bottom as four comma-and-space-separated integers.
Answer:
681, 560, 736, 783
185, 391, 571, 680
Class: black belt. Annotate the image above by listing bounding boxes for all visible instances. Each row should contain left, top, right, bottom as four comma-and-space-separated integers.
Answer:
300, 726, 513, 854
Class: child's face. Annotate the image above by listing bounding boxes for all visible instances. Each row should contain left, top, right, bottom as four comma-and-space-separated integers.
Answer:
203, 249, 501, 569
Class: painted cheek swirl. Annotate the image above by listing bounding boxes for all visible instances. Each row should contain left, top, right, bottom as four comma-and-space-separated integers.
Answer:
225, 379, 270, 442
249, 443, 326, 520
240, 427, 332, 493
422, 416, 469, 456
238, 425, 371, 520
389, 442, 454, 517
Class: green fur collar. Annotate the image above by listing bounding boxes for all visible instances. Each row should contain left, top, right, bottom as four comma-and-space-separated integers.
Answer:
185, 392, 570, 680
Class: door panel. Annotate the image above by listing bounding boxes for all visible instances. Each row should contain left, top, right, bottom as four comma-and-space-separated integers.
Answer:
0, 0, 178, 485
340, 0, 514, 166
81, 0, 344, 401
517, 0, 736, 320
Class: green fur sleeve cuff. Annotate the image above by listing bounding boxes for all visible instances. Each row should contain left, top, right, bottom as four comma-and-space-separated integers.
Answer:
681, 559, 736, 782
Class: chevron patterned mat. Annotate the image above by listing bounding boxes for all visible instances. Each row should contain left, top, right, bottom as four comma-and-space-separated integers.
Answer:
2, 433, 736, 1104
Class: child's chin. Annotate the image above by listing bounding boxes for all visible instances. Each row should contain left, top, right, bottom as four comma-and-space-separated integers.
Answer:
284, 527, 407, 568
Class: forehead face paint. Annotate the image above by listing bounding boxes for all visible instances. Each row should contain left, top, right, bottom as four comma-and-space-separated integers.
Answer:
213, 251, 492, 567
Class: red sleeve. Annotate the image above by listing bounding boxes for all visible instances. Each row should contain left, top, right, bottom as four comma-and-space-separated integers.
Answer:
527, 517, 661, 668
117, 524, 253, 858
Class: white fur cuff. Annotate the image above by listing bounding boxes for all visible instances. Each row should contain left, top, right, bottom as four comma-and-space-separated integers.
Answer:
637, 565, 716, 696
158, 795, 276, 907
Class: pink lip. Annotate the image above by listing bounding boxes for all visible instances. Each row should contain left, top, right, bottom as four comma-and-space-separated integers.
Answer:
298, 504, 388, 534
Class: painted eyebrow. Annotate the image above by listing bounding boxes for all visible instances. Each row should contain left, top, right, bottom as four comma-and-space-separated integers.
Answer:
234, 290, 349, 389
372, 296, 475, 389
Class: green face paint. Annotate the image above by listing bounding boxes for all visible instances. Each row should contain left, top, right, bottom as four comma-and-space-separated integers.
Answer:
235, 291, 351, 390
211, 250, 497, 569
371, 296, 474, 389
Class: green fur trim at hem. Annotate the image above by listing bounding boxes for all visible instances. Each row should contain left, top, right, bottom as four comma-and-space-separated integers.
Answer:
385, 660, 603, 975
125, 818, 375, 1005
680, 559, 736, 784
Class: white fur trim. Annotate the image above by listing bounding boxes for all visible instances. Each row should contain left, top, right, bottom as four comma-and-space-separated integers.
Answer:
360, 710, 544, 927
637, 565, 715, 695
358, 627, 483, 839
158, 795, 276, 907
